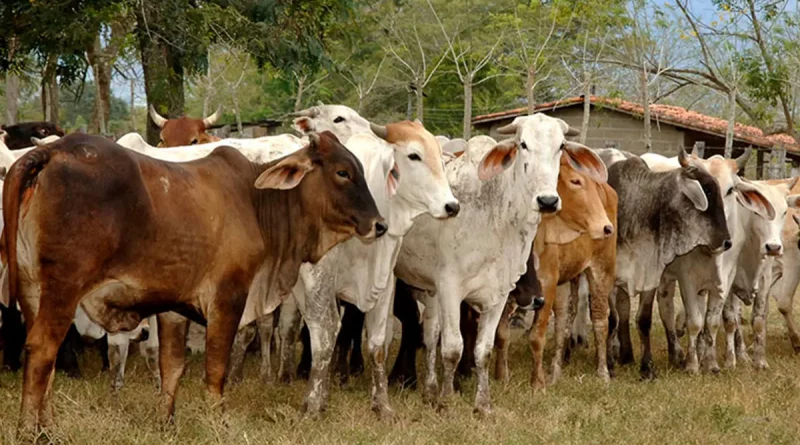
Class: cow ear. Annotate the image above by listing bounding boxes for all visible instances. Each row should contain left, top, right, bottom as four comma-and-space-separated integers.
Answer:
478, 139, 518, 181
293, 117, 312, 134
786, 194, 800, 209
255, 154, 314, 190
562, 141, 607, 183
680, 178, 708, 211
736, 182, 776, 220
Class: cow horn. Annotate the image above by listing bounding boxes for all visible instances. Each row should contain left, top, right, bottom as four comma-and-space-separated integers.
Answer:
316, 100, 325, 106
203, 105, 222, 127
497, 122, 517, 134
149, 105, 168, 128
370, 122, 389, 140
735, 147, 752, 171
30, 137, 46, 147
678, 146, 690, 168
289, 107, 319, 118
565, 126, 580, 137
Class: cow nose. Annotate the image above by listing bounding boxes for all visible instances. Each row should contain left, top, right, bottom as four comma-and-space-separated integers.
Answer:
532, 296, 545, 311
765, 243, 782, 255
375, 221, 388, 238
536, 195, 560, 213
603, 225, 614, 236
139, 329, 149, 342
444, 202, 460, 217
723, 239, 732, 251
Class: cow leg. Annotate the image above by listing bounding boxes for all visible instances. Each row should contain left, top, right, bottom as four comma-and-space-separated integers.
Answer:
347, 303, 366, 378
56, 324, 83, 379
98, 334, 110, 371
722, 294, 738, 369
107, 332, 132, 392
278, 296, 301, 383
257, 313, 275, 383
472, 299, 504, 418
529, 277, 556, 391
550, 285, 570, 385
615, 286, 634, 365
456, 303, 478, 383
436, 282, 464, 412
733, 303, 751, 364
752, 285, 770, 370
334, 301, 363, 385
606, 287, 618, 376
569, 277, 590, 350
388, 280, 421, 388
140, 315, 161, 391
636, 289, 657, 380
297, 324, 312, 380
656, 279, 683, 368
701, 284, 724, 374
204, 293, 247, 415
587, 267, 612, 383
774, 274, 800, 352
17, 306, 75, 434
156, 312, 190, 423
1, 305, 25, 371
228, 322, 257, 384
420, 293, 440, 405
493, 301, 514, 382
365, 284, 396, 419
301, 286, 339, 417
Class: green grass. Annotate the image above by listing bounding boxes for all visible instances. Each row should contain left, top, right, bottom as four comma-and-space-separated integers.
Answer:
3, 298, 800, 445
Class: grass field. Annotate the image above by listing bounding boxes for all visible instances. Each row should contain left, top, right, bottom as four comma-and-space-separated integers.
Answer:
3, 298, 800, 445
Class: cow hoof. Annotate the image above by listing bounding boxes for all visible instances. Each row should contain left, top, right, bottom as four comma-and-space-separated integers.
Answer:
639, 363, 656, 381
473, 404, 493, 419
685, 362, 700, 375
388, 372, 418, 389
373, 405, 396, 421
596, 369, 611, 384
793, 344, 800, 354
704, 363, 721, 375
350, 359, 365, 378
754, 360, 769, 371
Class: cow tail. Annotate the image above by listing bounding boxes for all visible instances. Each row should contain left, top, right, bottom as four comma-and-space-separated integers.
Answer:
3, 148, 52, 311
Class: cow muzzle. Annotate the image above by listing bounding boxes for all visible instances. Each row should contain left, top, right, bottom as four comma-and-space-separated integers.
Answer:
535, 195, 560, 213
358, 218, 388, 243
765, 243, 783, 256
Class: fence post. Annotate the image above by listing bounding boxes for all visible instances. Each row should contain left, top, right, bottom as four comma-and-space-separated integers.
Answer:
766, 145, 786, 179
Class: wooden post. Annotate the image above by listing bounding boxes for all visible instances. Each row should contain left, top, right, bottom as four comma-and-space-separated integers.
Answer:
767, 146, 786, 179
692, 141, 705, 158
757, 149, 764, 179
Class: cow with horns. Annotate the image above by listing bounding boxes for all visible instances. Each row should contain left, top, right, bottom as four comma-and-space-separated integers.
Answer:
148, 105, 223, 147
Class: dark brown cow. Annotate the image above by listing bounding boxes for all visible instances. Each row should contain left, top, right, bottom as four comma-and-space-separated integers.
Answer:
4, 132, 384, 434
1, 122, 65, 150
149, 105, 222, 147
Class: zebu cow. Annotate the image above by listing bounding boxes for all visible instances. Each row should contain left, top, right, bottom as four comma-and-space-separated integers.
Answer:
4, 132, 383, 433
1, 122, 64, 150
395, 115, 606, 415
606, 151, 731, 377
641, 151, 778, 374
518, 155, 617, 388
149, 105, 222, 147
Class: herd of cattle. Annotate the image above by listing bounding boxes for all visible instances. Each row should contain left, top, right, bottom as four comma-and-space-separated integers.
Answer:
1, 104, 800, 435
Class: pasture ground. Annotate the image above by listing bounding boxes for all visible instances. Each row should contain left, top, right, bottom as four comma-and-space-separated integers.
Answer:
2, 296, 800, 445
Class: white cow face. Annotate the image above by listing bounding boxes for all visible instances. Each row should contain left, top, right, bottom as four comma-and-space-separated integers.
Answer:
483, 114, 606, 213
746, 179, 800, 256
292, 104, 371, 144
371, 121, 459, 220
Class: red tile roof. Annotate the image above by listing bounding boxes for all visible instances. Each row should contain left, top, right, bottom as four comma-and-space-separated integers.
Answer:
473, 96, 799, 152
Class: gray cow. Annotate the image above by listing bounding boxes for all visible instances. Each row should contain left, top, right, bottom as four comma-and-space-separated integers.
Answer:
606, 151, 731, 378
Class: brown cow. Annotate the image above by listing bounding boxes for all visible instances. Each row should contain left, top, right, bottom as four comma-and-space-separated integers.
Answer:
4, 132, 384, 434
149, 105, 222, 147
495, 155, 617, 389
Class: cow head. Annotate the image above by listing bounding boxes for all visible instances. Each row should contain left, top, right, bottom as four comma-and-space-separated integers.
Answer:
546, 155, 617, 243
149, 105, 222, 147
369, 120, 459, 220
480, 114, 606, 213
1, 122, 65, 150
292, 104, 371, 144
255, 131, 385, 259
745, 178, 800, 257
676, 150, 731, 253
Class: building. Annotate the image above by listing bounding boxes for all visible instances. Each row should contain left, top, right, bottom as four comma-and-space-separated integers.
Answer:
206, 119, 283, 138
472, 96, 799, 178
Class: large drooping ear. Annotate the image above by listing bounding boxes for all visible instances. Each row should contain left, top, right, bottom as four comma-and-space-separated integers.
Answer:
478, 139, 518, 181
786, 194, 800, 209
255, 152, 314, 190
562, 141, 607, 183
387, 161, 400, 198
735, 179, 776, 220
679, 177, 708, 211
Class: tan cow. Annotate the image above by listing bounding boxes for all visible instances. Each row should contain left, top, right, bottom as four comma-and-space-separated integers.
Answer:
149, 105, 222, 147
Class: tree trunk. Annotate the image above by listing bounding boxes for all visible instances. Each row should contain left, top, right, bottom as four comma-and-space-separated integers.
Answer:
641, 67, 651, 152
88, 34, 113, 135
136, 8, 186, 146
130, 78, 136, 131
406, 90, 413, 120
5, 74, 19, 125
415, 88, 424, 123
527, 65, 536, 115
580, 71, 591, 145
233, 94, 243, 134
95, 77, 107, 135
48, 73, 59, 124
203, 48, 212, 117
724, 88, 736, 159
463, 74, 473, 140
41, 81, 48, 121
294, 75, 306, 112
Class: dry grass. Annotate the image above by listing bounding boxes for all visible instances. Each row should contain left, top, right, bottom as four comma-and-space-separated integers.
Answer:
3, 298, 800, 445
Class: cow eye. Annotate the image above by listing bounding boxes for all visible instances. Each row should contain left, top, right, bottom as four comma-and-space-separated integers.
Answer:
520, 141, 528, 150
190, 139, 198, 145
334, 116, 345, 123
726, 187, 734, 196
337, 170, 350, 179
570, 179, 581, 186
408, 153, 421, 161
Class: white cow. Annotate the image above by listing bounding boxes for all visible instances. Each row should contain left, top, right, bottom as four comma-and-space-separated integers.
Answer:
765, 201, 800, 353
394, 114, 606, 415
